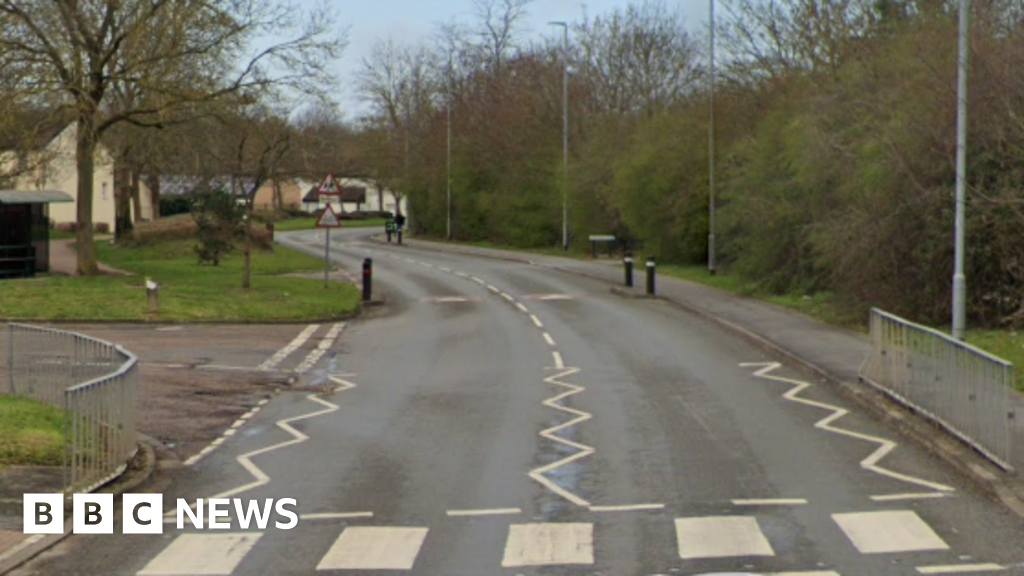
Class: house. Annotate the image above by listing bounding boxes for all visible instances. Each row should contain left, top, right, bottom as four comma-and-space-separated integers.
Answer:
251, 179, 303, 212
301, 177, 408, 216
1, 119, 154, 231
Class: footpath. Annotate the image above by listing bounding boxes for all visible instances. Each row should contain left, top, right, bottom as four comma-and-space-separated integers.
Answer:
3, 236, 1024, 573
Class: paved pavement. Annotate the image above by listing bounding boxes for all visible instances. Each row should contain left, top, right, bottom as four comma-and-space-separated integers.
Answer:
4, 233, 1024, 574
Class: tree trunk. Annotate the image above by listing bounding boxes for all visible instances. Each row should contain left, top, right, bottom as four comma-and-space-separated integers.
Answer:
114, 161, 133, 240
242, 200, 252, 290
75, 116, 99, 275
131, 170, 142, 221
145, 173, 161, 220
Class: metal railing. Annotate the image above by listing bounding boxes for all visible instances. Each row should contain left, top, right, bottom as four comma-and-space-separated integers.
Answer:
4, 323, 138, 493
860, 308, 1016, 470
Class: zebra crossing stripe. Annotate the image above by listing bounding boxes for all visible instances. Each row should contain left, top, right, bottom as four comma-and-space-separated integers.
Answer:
832, 510, 949, 554
258, 325, 319, 371
316, 527, 428, 570
501, 523, 594, 567
136, 533, 262, 575
674, 516, 775, 559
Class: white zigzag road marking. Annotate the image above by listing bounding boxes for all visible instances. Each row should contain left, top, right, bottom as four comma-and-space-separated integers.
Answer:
741, 362, 955, 494
528, 367, 594, 507
204, 376, 356, 500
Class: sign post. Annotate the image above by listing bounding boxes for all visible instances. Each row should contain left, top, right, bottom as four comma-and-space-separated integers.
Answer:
315, 202, 342, 288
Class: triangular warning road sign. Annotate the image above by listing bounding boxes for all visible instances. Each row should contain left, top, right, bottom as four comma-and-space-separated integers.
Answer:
317, 173, 341, 195
316, 204, 342, 228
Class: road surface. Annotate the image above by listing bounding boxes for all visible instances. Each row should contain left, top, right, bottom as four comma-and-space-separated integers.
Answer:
12, 228, 1024, 576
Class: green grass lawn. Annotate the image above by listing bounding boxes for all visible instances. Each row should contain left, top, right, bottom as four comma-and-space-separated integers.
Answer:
0, 395, 64, 469
0, 239, 360, 321
272, 217, 388, 232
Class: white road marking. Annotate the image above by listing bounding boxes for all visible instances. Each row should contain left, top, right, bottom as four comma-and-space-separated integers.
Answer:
471, 276, 486, 285
528, 368, 592, 507
404, 258, 416, 263
300, 512, 374, 521
766, 572, 841, 576
0, 535, 44, 566
187, 376, 355, 501
501, 523, 594, 567
446, 508, 522, 517
732, 498, 808, 506
523, 294, 578, 301
742, 362, 956, 494
455, 271, 469, 278
872, 493, 953, 502
832, 510, 949, 554
516, 303, 530, 313
316, 527, 428, 570
439, 266, 452, 272
258, 324, 319, 371
137, 533, 262, 575
543, 332, 556, 346
501, 293, 515, 302
295, 323, 346, 374
529, 314, 543, 328
917, 564, 1006, 574
675, 516, 775, 559
589, 504, 664, 512
552, 351, 565, 369
487, 284, 501, 293
421, 296, 479, 303
185, 405, 264, 467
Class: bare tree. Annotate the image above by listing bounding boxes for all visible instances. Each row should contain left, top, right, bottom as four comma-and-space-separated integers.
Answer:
0, 0, 346, 275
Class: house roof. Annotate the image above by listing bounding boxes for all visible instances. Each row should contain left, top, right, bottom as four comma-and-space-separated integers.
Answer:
0, 110, 75, 151
0, 190, 74, 204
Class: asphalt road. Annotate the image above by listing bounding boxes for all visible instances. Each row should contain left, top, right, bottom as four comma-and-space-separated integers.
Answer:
12, 228, 1024, 576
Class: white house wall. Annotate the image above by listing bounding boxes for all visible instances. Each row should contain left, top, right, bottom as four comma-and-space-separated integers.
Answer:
15, 123, 146, 230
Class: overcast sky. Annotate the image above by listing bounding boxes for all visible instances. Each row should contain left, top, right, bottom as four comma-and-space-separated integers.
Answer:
302, 0, 709, 117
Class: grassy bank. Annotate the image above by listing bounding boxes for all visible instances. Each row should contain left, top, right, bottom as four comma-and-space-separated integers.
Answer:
0, 395, 64, 468
0, 239, 360, 321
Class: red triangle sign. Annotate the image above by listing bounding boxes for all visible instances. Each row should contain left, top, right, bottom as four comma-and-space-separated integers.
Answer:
316, 204, 342, 228
318, 173, 341, 195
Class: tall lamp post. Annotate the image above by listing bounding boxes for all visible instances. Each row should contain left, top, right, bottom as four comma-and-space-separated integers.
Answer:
447, 53, 453, 241
708, 0, 716, 275
952, 0, 970, 340
549, 20, 570, 251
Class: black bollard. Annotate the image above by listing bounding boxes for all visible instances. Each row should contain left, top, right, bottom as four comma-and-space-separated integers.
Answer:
646, 256, 656, 295
624, 251, 634, 288
397, 228, 403, 245
362, 258, 373, 301
386, 230, 392, 243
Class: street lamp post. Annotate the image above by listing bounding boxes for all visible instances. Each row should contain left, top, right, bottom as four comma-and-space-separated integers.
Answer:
447, 54, 453, 241
708, 0, 716, 276
952, 0, 970, 340
549, 21, 570, 251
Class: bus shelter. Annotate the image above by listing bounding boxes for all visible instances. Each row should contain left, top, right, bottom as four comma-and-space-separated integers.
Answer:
0, 190, 73, 278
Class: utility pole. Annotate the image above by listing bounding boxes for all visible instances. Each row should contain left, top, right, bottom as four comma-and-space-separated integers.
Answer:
447, 53, 453, 241
549, 21, 570, 251
708, 0, 716, 276
952, 0, 970, 340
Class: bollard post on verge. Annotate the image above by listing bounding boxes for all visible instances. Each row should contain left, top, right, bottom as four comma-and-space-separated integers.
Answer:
624, 251, 634, 288
646, 256, 656, 296
362, 258, 373, 302
145, 278, 159, 312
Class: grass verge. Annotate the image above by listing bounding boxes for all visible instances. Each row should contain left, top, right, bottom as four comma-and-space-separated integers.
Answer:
0, 395, 64, 468
0, 239, 360, 321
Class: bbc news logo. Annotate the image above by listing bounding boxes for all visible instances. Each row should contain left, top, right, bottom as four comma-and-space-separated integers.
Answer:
24, 494, 298, 534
